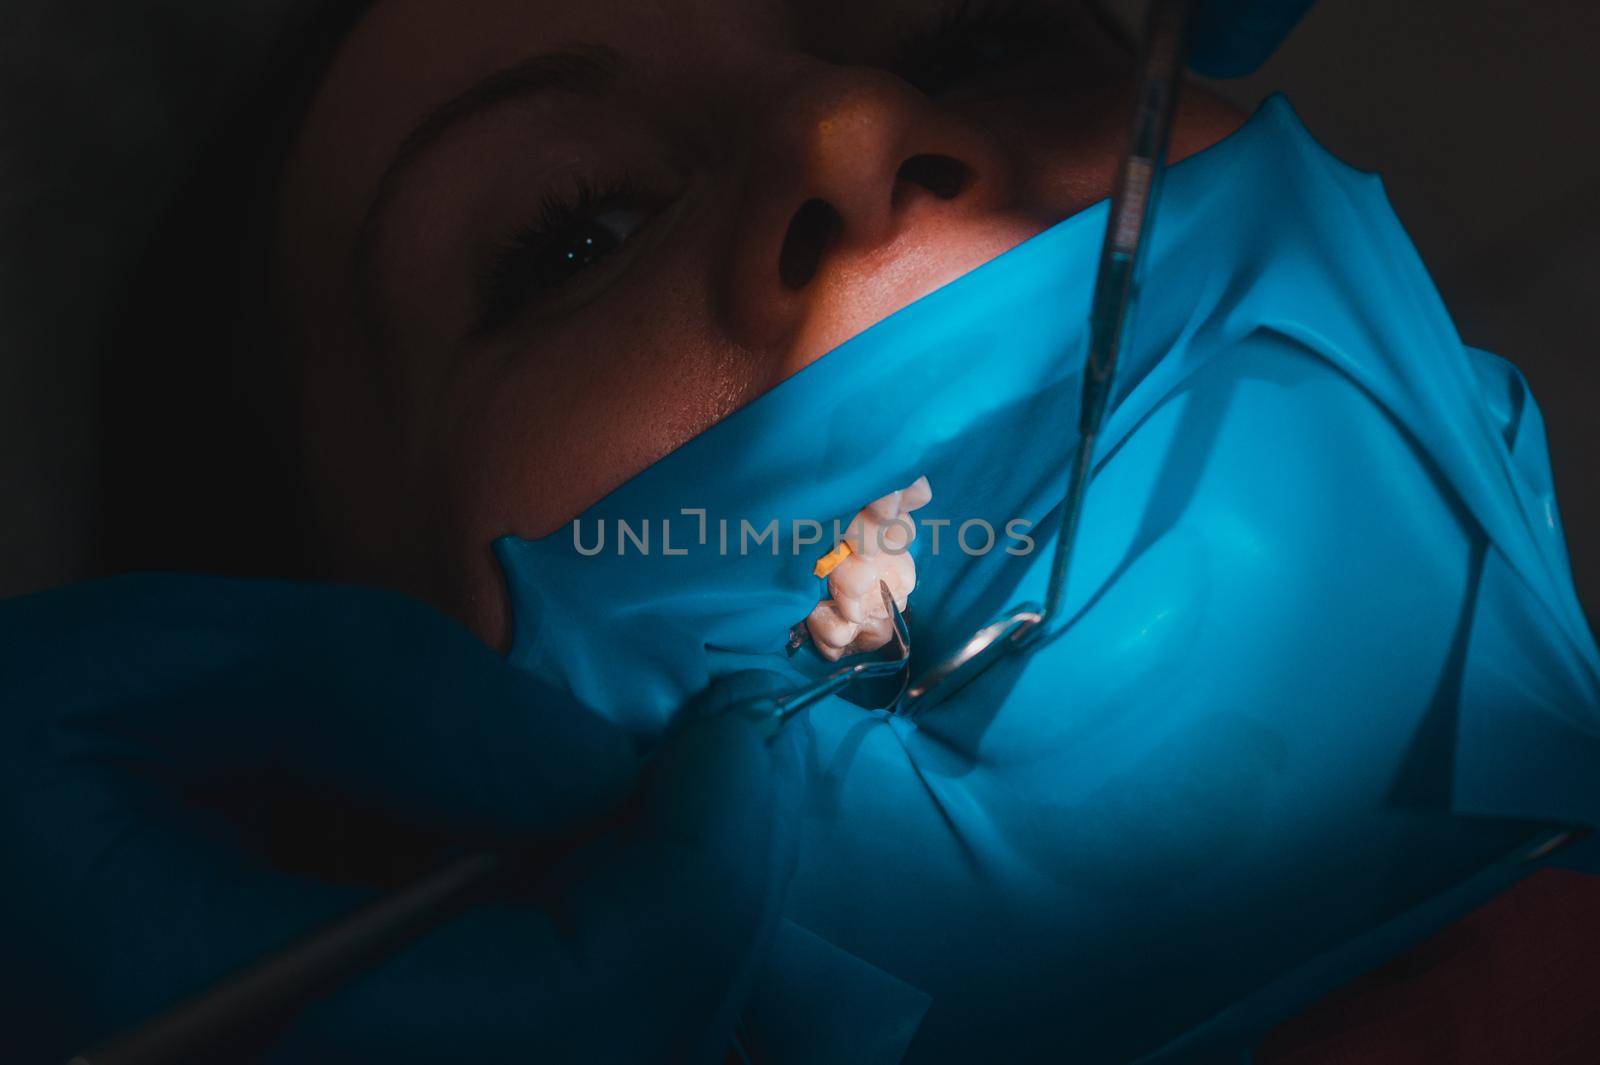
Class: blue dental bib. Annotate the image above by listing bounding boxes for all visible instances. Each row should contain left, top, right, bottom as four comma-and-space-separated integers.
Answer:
496, 97, 1600, 1062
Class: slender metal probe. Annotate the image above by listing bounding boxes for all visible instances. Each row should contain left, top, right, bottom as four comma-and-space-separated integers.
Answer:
770, 581, 912, 723
896, 0, 1196, 714
1039, 0, 1194, 629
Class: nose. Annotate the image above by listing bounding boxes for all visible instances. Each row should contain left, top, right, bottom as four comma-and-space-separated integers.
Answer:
719, 64, 1024, 366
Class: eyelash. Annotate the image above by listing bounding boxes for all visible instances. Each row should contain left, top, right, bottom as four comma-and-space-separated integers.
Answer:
894, 0, 1068, 95
475, 175, 648, 336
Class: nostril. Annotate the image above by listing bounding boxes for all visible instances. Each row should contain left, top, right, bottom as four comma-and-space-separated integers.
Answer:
778, 198, 843, 290
896, 154, 971, 201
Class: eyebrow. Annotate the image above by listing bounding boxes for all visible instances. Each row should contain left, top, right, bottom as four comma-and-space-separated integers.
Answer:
348, 45, 620, 338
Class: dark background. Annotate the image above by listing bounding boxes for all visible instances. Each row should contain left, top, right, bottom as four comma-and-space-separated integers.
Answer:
3, 0, 1597, 634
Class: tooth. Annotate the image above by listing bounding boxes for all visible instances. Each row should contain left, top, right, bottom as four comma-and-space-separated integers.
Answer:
815, 642, 846, 663
844, 513, 884, 557
834, 591, 867, 623
845, 614, 894, 656
806, 600, 859, 661
879, 516, 915, 552
860, 587, 890, 621
879, 550, 916, 610
865, 489, 903, 523
861, 561, 896, 621
829, 554, 876, 600
900, 475, 932, 512
802, 477, 932, 659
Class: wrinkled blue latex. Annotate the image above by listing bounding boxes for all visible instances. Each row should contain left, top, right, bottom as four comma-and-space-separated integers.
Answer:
497, 97, 1600, 1062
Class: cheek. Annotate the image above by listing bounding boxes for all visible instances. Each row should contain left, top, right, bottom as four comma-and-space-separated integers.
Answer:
996, 87, 1129, 209
429, 305, 756, 645
1169, 88, 1249, 163
990, 82, 1243, 215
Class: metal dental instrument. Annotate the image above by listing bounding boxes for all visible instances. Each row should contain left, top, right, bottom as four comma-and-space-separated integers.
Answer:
897, 0, 1196, 716
764, 581, 912, 725
1044, 0, 1192, 631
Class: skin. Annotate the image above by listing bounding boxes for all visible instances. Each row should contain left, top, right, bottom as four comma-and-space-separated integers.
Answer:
276, 0, 1244, 650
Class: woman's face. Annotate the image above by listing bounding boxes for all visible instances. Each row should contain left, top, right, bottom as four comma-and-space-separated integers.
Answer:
278, 0, 1242, 648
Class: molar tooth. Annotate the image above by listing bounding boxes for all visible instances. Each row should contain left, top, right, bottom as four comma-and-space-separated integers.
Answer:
845, 614, 895, 656
879, 516, 915, 552
806, 600, 859, 662
834, 591, 867, 623
880, 550, 916, 610
829, 554, 876, 601
860, 589, 889, 621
